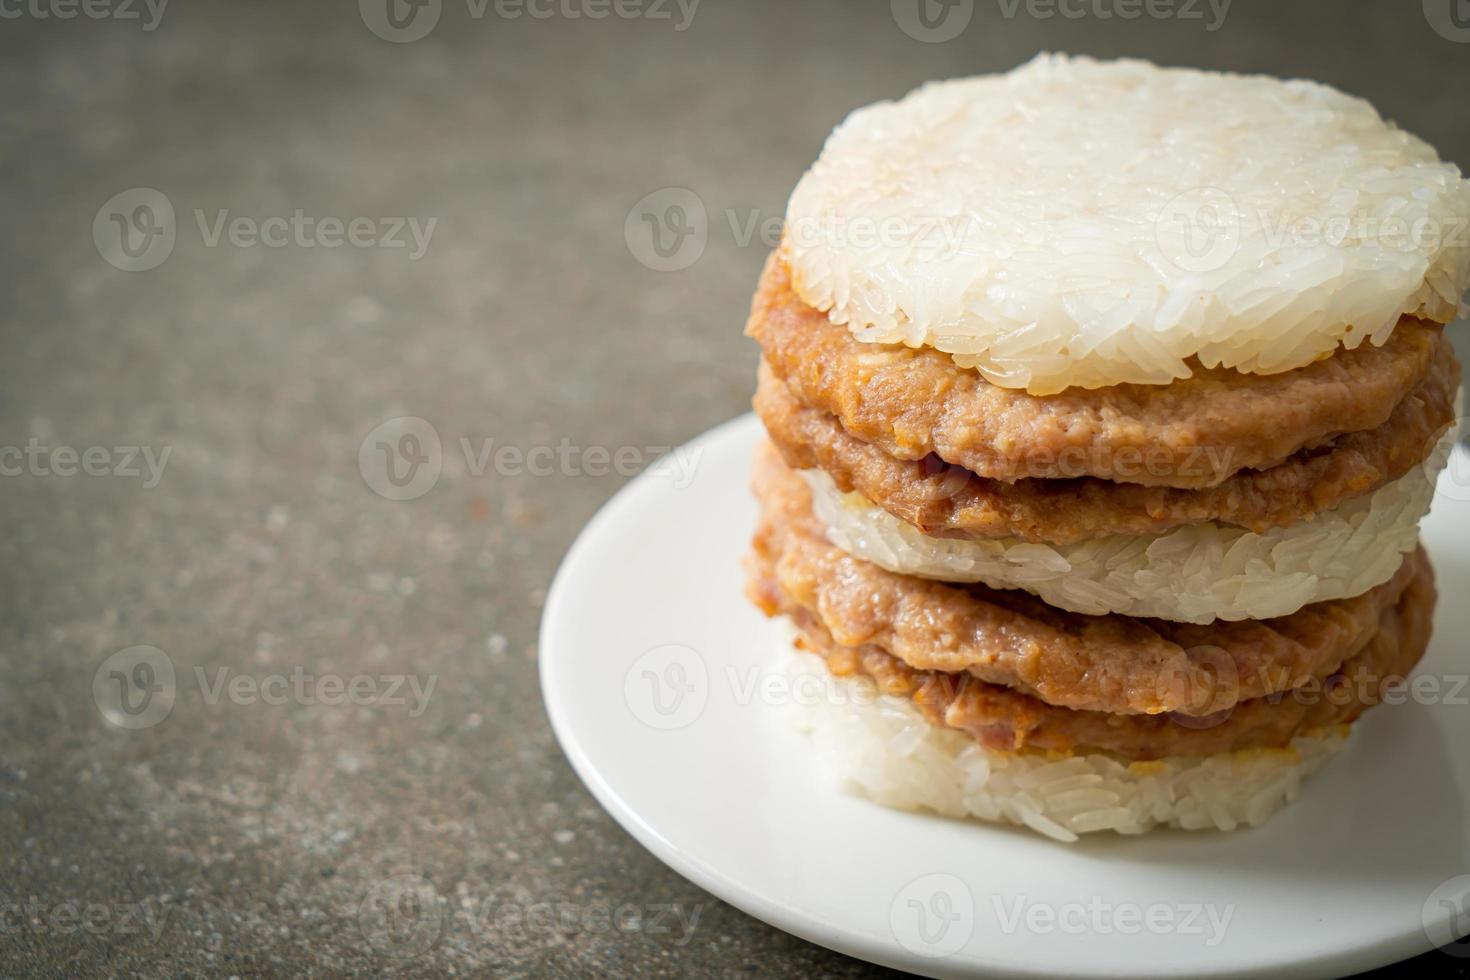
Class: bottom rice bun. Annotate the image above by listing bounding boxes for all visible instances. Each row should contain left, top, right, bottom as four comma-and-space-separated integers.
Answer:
775, 634, 1350, 843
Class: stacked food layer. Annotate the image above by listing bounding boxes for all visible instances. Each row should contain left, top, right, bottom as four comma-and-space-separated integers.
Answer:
742, 55, 1469, 841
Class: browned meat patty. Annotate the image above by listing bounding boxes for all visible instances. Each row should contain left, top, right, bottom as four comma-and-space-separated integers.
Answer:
774, 571, 1433, 761
748, 249, 1453, 489
754, 351, 1458, 544
747, 439, 1425, 718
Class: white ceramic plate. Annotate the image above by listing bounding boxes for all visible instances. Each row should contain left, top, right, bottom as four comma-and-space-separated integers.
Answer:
540, 413, 1470, 979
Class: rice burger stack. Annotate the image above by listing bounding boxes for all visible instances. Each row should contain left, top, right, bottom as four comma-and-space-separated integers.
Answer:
743, 55, 1469, 841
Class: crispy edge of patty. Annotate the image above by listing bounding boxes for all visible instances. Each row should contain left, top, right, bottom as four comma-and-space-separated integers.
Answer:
754, 348, 1459, 543
746, 438, 1424, 717
748, 249, 1451, 489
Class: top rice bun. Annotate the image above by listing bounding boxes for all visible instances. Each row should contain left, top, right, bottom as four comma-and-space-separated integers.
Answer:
784, 54, 1470, 394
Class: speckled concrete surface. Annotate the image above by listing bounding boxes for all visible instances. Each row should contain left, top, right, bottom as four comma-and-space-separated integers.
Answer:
1, 1, 1468, 976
